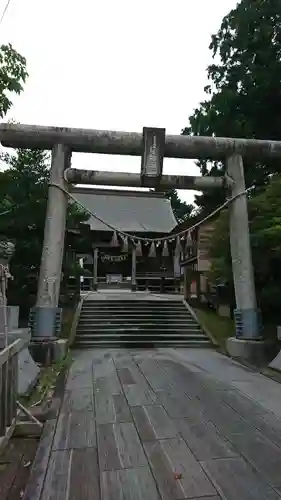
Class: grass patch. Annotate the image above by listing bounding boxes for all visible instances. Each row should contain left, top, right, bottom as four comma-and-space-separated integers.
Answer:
195, 307, 235, 349
20, 351, 73, 407
195, 307, 278, 350
60, 307, 76, 339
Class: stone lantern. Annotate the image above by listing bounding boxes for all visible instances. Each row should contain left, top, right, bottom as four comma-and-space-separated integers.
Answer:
0, 239, 15, 305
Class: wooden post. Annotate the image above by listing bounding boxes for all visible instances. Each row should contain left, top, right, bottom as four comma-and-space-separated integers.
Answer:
93, 248, 98, 291
131, 247, 136, 291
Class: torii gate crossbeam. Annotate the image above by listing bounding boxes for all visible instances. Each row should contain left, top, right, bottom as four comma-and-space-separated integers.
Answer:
0, 123, 276, 362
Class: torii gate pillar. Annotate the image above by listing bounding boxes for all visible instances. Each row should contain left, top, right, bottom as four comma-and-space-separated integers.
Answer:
226, 154, 264, 363
32, 144, 71, 340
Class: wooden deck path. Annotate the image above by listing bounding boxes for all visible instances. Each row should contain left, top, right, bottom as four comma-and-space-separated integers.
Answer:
24, 348, 281, 500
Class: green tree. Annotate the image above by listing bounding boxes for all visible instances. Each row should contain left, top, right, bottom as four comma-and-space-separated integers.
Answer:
0, 149, 88, 307
164, 189, 194, 223
184, 0, 281, 210
209, 175, 281, 318
0, 43, 28, 117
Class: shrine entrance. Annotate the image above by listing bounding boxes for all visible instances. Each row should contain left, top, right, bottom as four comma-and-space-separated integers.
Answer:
1, 122, 281, 359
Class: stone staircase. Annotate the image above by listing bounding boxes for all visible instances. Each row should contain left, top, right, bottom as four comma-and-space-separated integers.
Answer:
74, 298, 212, 348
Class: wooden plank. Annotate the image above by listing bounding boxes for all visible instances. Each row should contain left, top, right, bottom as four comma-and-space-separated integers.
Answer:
112, 394, 132, 423
0, 420, 16, 454
132, 405, 178, 441
134, 359, 173, 391
201, 457, 280, 500
23, 419, 57, 500
65, 371, 93, 390
145, 438, 217, 499
6, 358, 13, 427
95, 392, 116, 425
0, 365, 2, 437
14, 421, 42, 438
94, 359, 118, 381
201, 401, 253, 436
97, 424, 120, 471
158, 361, 213, 400
245, 410, 281, 448
7, 439, 38, 500
40, 449, 71, 500
95, 392, 132, 425
155, 389, 203, 421
221, 390, 265, 417
114, 356, 150, 388
97, 422, 147, 471
0, 438, 38, 500
101, 467, 160, 500
53, 411, 96, 450
175, 418, 237, 460
61, 388, 94, 412
94, 375, 122, 396
11, 354, 18, 421
113, 354, 135, 371
226, 429, 281, 488
0, 444, 21, 500
117, 367, 136, 385
123, 385, 158, 407
0, 362, 7, 437
0, 339, 27, 367
69, 448, 100, 500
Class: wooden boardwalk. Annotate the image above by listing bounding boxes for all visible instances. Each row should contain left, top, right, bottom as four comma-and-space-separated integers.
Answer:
24, 348, 281, 499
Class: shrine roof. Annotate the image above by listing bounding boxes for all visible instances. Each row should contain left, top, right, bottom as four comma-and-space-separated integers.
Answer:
71, 188, 177, 233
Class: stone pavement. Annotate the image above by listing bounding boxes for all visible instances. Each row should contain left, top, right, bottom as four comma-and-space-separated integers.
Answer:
25, 347, 281, 499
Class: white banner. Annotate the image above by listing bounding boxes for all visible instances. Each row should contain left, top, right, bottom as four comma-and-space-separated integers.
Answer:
100, 253, 128, 263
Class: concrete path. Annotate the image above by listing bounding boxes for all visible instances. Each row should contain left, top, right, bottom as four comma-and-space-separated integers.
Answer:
25, 348, 281, 499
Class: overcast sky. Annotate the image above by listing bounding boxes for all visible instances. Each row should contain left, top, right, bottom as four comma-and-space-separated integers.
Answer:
0, 0, 237, 203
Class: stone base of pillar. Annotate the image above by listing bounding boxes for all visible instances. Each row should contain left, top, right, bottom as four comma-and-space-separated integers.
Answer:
226, 337, 267, 366
30, 306, 62, 339
29, 337, 68, 366
234, 308, 262, 339
131, 284, 137, 292
92, 283, 98, 291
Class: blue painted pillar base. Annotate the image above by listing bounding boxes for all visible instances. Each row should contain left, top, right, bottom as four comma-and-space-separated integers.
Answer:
234, 308, 263, 340
29, 306, 62, 339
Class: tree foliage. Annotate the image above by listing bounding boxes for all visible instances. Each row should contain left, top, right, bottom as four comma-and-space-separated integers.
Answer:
184, 0, 281, 210
182, 0, 281, 318
0, 44, 28, 117
0, 150, 88, 306
209, 176, 281, 317
164, 189, 193, 223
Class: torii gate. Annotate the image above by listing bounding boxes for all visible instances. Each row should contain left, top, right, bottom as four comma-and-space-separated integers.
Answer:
1, 123, 280, 360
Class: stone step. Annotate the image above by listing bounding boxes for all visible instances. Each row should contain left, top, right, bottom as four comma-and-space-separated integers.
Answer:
74, 339, 211, 348
78, 316, 197, 324
81, 309, 188, 315
82, 300, 186, 309
76, 325, 202, 336
82, 302, 184, 307
75, 299, 210, 349
75, 332, 205, 339
81, 308, 190, 315
83, 299, 183, 303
